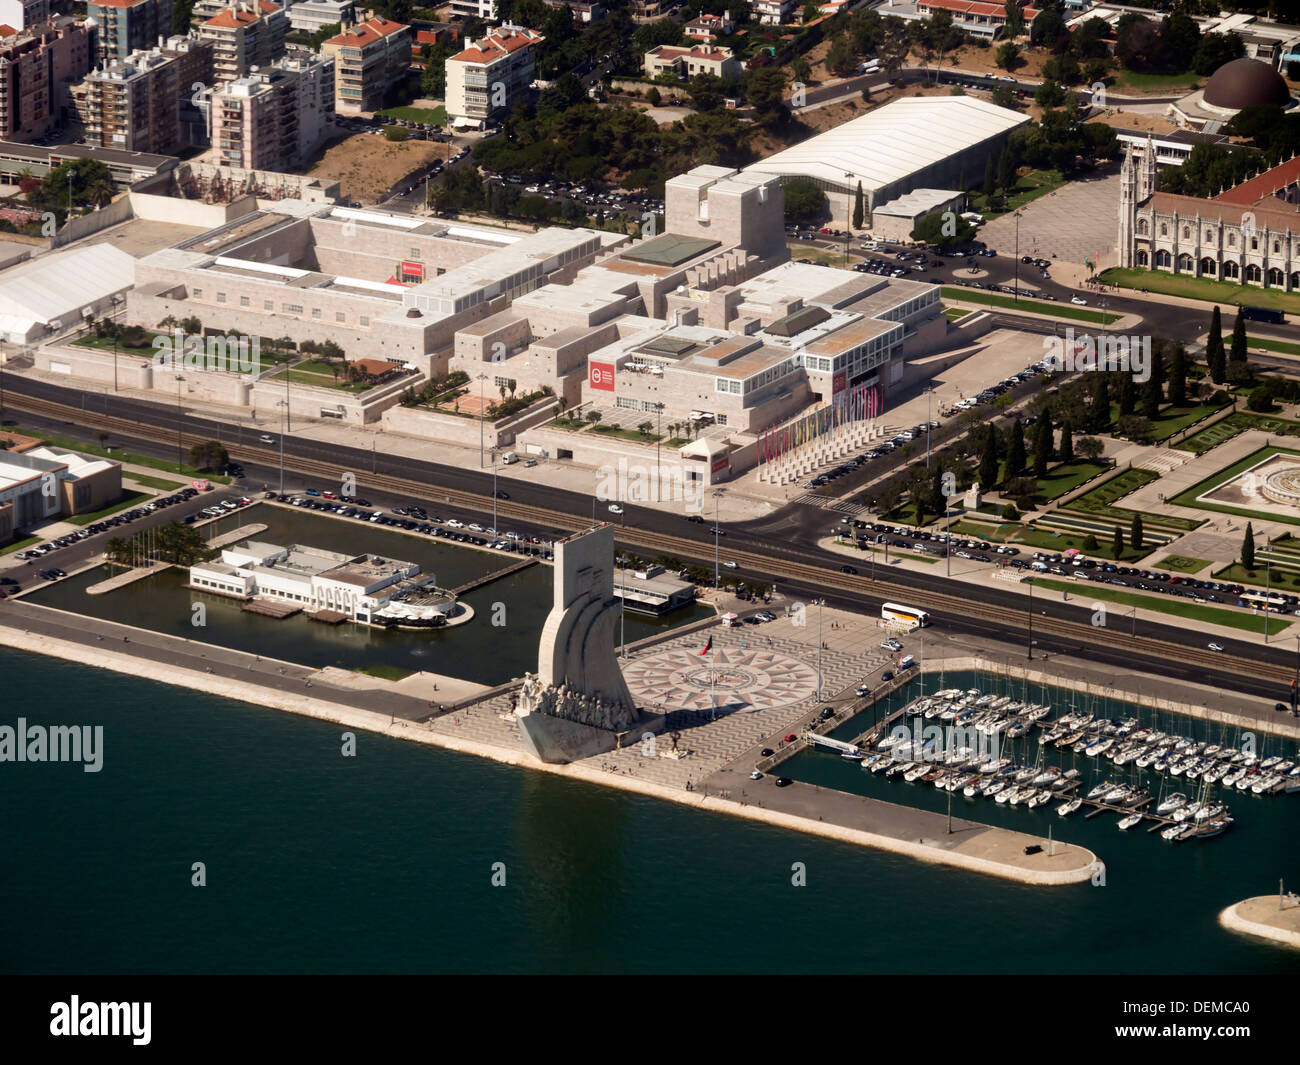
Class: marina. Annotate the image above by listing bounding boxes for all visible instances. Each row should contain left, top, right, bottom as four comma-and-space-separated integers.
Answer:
786, 677, 1298, 846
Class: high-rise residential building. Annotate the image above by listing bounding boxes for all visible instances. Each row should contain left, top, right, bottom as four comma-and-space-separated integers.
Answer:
71, 34, 213, 154
0, 18, 94, 141
198, 0, 287, 82
319, 13, 409, 114
87, 0, 175, 60
209, 51, 333, 170
0, 0, 49, 31
444, 24, 541, 130
446, 0, 496, 20
286, 0, 355, 34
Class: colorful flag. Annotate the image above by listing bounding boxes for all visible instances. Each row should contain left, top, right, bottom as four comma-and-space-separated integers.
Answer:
699, 635, 712, 657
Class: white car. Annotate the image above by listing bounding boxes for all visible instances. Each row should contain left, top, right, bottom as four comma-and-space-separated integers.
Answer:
468, 523, 485, 532
446, 519, 465, 528
750, 770, 763, 780
259, 433, 276, 444
722, 560, 738, 569
1208, 642, 1225, 652
1070, 296, 1087, 305
608, 504, 623, 514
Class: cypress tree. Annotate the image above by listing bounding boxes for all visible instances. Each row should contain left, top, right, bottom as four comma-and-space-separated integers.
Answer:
1118, 372, 1135, 416
1141, 374, 1161, 418
1112, 524, 1124, 560
997, 144, 1015, 191
979, 427, 999, 488
1033, 416, 1052, 477
1131, 513, 1143, 551
1208, 305, 1226, 384
1169, 343, 1187, 407
852, 182, 864, 230
1242, 522, 1255, 569
1230, 311, 1248, 366
1059, 417, 1074, 463
983, 158, 996, 200
1089, 374, 1110, 431
1007, 418, 1026, 477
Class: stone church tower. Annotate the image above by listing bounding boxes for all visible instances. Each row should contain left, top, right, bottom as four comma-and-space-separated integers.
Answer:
1117, 142, 1137, 268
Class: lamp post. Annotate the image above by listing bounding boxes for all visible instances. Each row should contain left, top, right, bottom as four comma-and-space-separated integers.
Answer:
1265, 534, 1272, 644
619, 554, 627, 659
712, 487, 725, 590
843, 172, 855, 265
1013, 209, 1022, 303
925, 385, 933, 468
653, 401, 664, 502
174, 374, 185, 471
490, 446, 498, 535
477, 372, 488, 467
815, 596, 825, 699
276, 399, 287, 494
1026, 576, 1034, 660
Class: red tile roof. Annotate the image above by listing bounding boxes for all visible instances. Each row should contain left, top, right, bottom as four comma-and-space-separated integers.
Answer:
1214, 156, 1300, 208
449, 26, 542, 64
323, 15, 408, 48
203, 1, 282, 29
917, 0, 1038, 20
1150, 191, 1300, 231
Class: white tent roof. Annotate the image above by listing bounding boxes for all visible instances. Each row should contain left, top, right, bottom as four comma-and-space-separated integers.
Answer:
745, 96, 1030, 196
0, 243, 135, 332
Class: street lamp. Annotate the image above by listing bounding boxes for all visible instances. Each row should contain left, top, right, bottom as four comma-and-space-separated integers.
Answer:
174, 374, 185, 471
490, 446, 498, 535
712, 487, 725, 590
843, 171, 855, 265
653, 401, 665, 502
815, 596, 825, 699
925, 385, 933, 468
477, 372, 488, 467
275, 399, 288, 494
1026, 576, 1034, 660
1013, 209, 1022, 303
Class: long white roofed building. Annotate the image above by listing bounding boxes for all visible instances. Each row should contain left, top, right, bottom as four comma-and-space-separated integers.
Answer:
745, 96, 1029, 225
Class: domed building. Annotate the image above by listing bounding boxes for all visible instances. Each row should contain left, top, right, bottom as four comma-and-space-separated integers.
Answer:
1171, 57, 1296, 130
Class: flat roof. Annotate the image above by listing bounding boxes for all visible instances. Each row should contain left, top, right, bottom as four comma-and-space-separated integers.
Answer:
745, 96, 1029, 194
621, 233, 720, 267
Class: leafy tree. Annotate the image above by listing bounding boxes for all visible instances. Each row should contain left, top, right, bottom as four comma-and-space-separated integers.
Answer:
1083, 533, 1099, 552
1193, 31, 1245, 76
1242, 522, 1255, 569
634, 18, 685, 52
1001, 503, 1019, 520
1035, 79, 1065, 108
1004, 0, 1025, 39
188, 440, 229, 471
646, 86, 662, 106
1031, 5, 1067, 49
1077, 436, 1104, 462
826, 35, 859, 78
745, 67, 789, 127
309, 21, 343, 52
1247, 385, 1274, 412
172, 0, 194, 33
687, 73, 727, 112
783, 176, 827, 224
1160, 11, 1200, 70
36, 158, 115, 216
996, 42, 1020, 71
911, 209, 973, 249
792, 57, 812, 84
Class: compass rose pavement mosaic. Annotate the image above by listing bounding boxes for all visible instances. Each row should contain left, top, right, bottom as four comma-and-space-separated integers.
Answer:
622, 646, 821, 713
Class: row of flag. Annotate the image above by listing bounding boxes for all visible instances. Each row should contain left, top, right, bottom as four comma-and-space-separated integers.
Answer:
758, 383, 882, 465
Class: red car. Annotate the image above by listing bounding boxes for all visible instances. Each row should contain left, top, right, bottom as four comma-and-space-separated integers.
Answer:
784, 733, 797, 743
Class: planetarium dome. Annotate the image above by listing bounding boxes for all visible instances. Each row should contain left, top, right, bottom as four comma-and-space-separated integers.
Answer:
1202, 58, 1292, 113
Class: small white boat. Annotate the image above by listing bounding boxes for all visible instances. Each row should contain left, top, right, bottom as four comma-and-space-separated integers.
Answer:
842, 749, 865, 761
1161, 822, 1191, 841
903, 763, 929, 783
995, 786, 1018, 805
1117, 813, 1142, 830
1027, 789, 1052, 809
1157, 792, 1187, 815
1057, 798, 1082, 817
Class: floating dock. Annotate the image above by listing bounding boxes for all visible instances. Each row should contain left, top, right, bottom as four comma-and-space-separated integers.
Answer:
447, 557, 537, 595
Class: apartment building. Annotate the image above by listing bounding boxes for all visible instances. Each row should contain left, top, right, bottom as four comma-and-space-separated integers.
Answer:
749, 0, 792, 26
198, 0, 287, 82
0, 18, 93, 141
320, 13, 410, 114
285, 0, 355, 33
446, 0, 496, 20
0, 0, 49, 31
209, 52, 333, 170
87, 0, 174, 60
444, 24, 541, 129
912, 0, 1039, 40
684, 13, 732, 39
643, 44, 741, 80
72, 35, 213, 154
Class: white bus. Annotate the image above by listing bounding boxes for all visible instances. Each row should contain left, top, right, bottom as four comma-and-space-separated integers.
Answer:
882, 602, 928, 628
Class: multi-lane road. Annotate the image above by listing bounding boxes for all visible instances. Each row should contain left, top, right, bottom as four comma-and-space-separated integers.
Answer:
5, 373, 1300, 714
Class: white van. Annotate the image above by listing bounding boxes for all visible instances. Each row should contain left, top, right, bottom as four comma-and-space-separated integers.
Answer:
500, 451, 519, 465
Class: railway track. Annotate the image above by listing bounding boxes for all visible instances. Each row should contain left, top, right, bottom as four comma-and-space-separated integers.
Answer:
9, 390, 1295, 687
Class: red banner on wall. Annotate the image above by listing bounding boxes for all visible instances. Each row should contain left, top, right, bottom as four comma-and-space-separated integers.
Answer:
589, 361, 615, 391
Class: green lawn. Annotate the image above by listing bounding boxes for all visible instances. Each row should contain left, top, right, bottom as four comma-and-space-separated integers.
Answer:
1111, 70, 1201, 92
67, 491, 150, 526
1170, 445, 1300, 525
1012, 524, 1150, 561
355, 663, 414, 681
940, 287, 1120, 324
1214, 562, 1300, 591
1177, 410, 1300, 454
969, 168, 1065, 221
943, 307, 972, 322
591, 424, 662, 443
0, 534, 39, 556
378, 105, 447, 125
269, 366, 370, 394
130, 474, 187, 491
1029, 578, 1287, 635
1246, 334, 1300, 356
1065, 467, 1157, 514
72, 335, 153, 353
1156, 554, 1211, 573
1098, 267, 1300, 315
1033, 460, 1109, 503
9, 426, 230, 483
1146, 402, 1225, 443
549, 418, 588, 431
950, 520, 1014, 541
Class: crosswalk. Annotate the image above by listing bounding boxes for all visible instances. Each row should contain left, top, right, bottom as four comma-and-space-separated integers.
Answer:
791, 491, 864, 514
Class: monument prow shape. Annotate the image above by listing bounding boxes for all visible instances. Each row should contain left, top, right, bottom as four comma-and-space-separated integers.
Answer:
515, 524, 661, 763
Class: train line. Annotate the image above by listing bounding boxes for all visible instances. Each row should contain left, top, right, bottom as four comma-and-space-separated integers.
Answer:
7, 389, 1297, 689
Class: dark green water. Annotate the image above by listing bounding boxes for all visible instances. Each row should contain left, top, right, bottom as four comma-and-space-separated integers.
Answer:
24, 504, 711, 684
1, 652, 1297, 973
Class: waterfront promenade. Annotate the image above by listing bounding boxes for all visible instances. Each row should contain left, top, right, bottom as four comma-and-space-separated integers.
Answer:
1219, 895, 1300, 951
